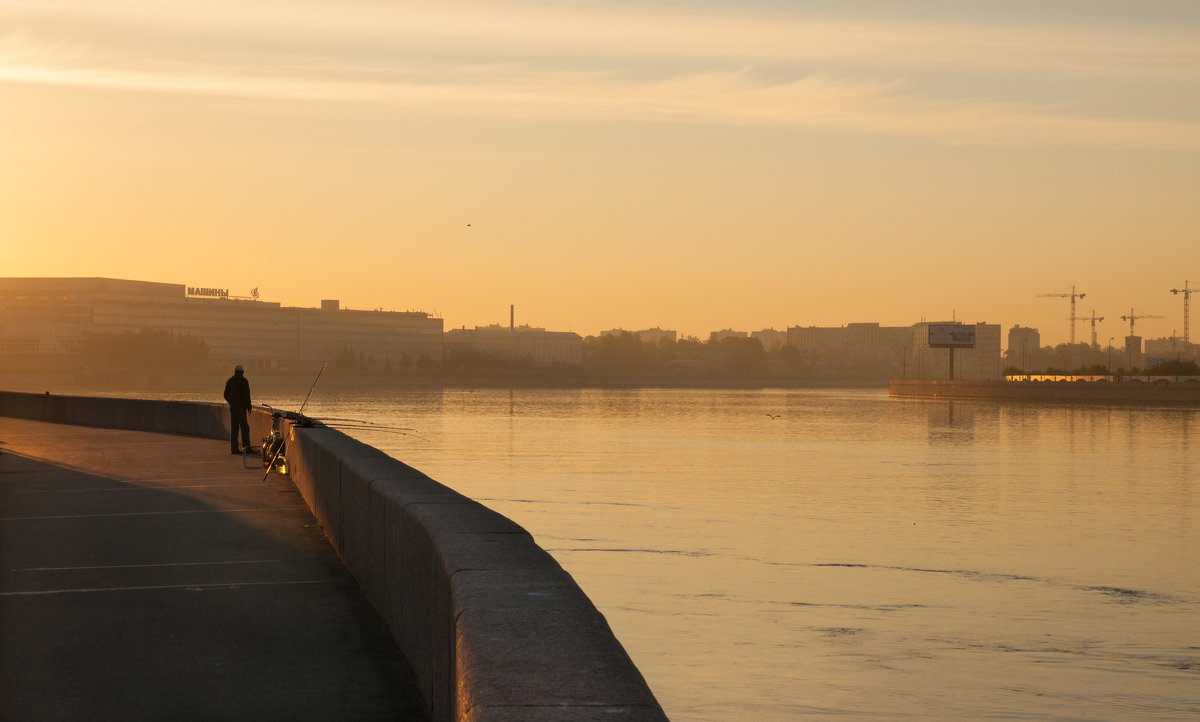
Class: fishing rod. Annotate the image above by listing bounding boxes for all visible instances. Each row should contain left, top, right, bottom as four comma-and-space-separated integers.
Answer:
313, 415, 419, 431
318, 420, 420, 432
263, 361, 326, 481
324, 424, 429, 442
296, 361, 326, 417
309, 412, 424, 438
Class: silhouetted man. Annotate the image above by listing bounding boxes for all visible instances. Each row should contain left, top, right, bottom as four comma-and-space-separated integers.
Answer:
223, 364, 252, 454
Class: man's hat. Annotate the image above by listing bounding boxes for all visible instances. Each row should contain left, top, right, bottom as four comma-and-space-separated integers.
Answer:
235, 364, 244, 372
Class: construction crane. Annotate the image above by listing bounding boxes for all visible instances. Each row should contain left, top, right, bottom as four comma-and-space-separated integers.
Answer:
1170, 280, 1193, 344
1071, 310, 1104, 349
1038, 285, 1085, 344
1119, 308, 1165, 337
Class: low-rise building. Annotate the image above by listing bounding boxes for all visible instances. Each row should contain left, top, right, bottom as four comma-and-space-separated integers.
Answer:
636, 328, 677, 345
787, 322, 912, 379
445, 324, 582, 366
709, 329, 747, 343
750, 328, 787, 352
1145, 336, 1199, 364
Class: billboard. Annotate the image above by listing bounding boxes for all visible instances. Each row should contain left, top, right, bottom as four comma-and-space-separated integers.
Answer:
928, 324, 976, 348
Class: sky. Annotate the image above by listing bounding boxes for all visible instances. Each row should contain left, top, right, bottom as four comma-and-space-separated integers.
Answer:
2, 1, 1198, 346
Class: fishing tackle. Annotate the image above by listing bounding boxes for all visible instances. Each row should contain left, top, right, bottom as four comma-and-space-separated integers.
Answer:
262, 362, 325, 481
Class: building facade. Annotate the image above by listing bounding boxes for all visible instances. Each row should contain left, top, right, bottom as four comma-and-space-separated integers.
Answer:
444, 324, 583, 366
783, 321, 1003, 381
0, 277, 443, 373
908, 322, 1003, 380
750, 328, 787, 352
636, 328, 677, 345
708, 329, 747, 343
786, 322, 913, 379
1144, 336, 1199, 365
1006, 326, 1041, 371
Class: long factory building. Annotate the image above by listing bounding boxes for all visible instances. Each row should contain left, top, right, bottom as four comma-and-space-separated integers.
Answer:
0, 277, 443, 373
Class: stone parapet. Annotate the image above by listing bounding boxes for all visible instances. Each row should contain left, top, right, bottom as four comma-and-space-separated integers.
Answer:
280, 420, 666, 721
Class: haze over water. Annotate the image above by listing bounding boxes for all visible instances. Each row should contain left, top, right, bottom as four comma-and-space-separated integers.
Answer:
285, 387, 1200, 721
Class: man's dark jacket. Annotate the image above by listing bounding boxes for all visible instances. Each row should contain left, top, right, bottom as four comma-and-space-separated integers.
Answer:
223, 373, 251, 409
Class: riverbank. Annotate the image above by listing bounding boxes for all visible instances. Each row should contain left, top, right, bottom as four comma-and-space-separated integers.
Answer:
3, 372, 888, 395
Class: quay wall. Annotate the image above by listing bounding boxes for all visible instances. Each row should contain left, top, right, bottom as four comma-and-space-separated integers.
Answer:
0, 391, 666, 722
890, 379, 1200, 404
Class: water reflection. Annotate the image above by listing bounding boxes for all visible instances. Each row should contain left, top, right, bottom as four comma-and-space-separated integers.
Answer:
924, 400, 976, 445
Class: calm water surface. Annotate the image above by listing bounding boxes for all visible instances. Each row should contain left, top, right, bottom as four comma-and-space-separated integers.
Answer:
95, 385, 1200, 720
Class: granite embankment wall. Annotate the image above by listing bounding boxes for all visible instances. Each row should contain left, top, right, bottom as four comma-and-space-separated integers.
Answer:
890, 379, 1200, 404
0, 391, 666, 722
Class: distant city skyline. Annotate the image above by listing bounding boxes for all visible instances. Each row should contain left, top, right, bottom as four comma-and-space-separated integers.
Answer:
224, 278, 1196, 348
8, 273, 1197, 349
3, 2, 1197, 348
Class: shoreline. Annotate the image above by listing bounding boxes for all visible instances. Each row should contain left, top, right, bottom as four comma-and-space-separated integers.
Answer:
2, 372, 892, 394
890, 378, 1200, 405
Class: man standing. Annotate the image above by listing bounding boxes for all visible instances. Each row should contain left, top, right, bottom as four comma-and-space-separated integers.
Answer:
223, 364, 252, 454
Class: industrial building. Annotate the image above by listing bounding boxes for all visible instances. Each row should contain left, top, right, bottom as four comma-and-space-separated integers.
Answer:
0, 277, 443, 373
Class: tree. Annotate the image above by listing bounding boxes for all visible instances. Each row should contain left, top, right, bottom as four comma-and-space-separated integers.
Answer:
715, 337, 767, 377
1146, 359, 1200, 376
583, 332, 657, 376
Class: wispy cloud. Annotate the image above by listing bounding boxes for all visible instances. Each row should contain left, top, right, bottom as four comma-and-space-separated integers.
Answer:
10, 0, 1198, 78
3, 0, 1199, 149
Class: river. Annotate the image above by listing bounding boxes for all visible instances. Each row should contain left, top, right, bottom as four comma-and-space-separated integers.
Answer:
292, 386, 1199, 721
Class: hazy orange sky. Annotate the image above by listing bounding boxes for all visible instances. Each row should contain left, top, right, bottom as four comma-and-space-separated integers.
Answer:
3, 1, 1198, 346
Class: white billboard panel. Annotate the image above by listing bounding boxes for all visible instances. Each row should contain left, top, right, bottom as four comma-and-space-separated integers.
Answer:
928, 324, 976, 348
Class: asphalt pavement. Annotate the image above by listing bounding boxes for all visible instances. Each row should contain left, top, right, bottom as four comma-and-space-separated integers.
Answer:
0, 417, 428, 721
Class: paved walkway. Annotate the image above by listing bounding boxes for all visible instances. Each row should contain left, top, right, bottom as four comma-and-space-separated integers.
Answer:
0, 417, 428, 721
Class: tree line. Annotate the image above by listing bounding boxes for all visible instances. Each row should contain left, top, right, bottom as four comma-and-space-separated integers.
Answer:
1004, 341, 1200, 377
445, 332, 808, 379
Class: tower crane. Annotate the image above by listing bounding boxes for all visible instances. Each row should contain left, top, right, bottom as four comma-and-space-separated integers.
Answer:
1119, 308, 1165, 337
1170, 280, 1193, 344
1038, 285, 1085, 344
1070, 310, 1104, 349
